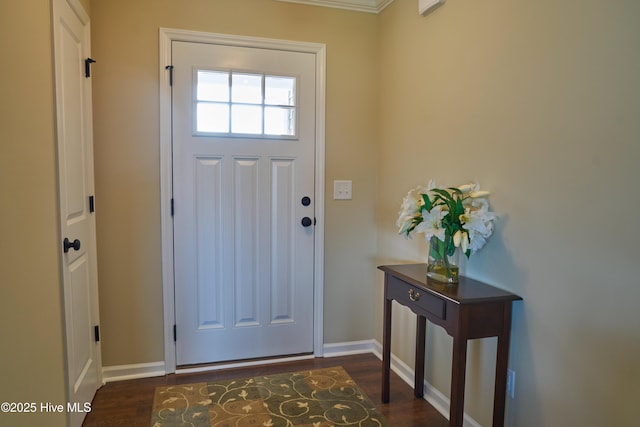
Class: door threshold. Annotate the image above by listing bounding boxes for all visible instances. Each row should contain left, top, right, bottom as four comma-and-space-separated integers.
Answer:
176, 353, 315, 375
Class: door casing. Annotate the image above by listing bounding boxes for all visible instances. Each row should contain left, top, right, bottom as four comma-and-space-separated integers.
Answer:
158, 28, 326, 372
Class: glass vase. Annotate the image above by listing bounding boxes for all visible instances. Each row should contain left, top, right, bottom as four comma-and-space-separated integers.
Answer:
427, 236, 460, 284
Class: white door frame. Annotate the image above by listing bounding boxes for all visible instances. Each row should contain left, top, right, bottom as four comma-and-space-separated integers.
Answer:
159, 28, 326, 372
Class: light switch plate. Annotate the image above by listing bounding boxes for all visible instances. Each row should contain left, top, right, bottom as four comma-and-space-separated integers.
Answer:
419, 0, 445, 15
333, 180, 352, 200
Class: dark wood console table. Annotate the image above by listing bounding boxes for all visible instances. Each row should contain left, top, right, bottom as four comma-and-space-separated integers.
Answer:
379, 264, 522, 427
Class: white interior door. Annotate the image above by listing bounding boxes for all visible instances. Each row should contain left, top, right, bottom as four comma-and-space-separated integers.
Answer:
172, 40, 317, 365
52, 0, 101, 424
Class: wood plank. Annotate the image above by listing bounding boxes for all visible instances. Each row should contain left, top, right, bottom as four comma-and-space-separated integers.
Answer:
82, 354, 448, 427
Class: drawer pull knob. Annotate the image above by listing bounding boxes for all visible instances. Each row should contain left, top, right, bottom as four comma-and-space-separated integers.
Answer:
408, 289, 421, 302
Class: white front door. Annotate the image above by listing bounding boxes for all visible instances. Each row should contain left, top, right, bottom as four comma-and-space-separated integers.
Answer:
52, 0, 101, 425
172, 40, 317, 365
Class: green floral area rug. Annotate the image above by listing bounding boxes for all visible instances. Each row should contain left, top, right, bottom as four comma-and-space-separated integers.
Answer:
151, 366, 388, 427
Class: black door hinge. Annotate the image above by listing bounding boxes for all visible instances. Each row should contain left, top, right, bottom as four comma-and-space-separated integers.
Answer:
171, 198, 175, 216
89, 195, 95, 213
85, 58, 96, 78
165, 65, 174, 86
173, 324, 177, 342
94, 325, 100, 342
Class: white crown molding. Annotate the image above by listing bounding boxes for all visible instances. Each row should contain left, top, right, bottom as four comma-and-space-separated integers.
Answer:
275, 0, 394, 14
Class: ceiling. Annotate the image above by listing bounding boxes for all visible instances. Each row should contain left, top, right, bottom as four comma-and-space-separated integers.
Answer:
275, 0, 395, 14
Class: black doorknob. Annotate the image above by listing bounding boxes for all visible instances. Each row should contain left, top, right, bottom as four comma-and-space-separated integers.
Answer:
301, 196, 311, 206
63, 238, 81, 253
301, 217, 313, 227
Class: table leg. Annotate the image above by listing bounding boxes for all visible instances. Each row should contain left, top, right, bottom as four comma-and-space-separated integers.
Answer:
415, 315, 426, 398
492, 302, 513, 426
450, 336, 468, 427
381, 294, 392, 403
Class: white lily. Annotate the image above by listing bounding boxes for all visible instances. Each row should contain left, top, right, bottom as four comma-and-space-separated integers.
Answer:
460, 209, 491, 237
467, 231, 488, 252
453, 230, 469, 253
414, 205, 446, 242
468, 190, 490, 199
457, 182, 477, 194
396, 180, 496, 258
461, 231, 469, 252
396, 189, 420, 231
453, 230, 462, 246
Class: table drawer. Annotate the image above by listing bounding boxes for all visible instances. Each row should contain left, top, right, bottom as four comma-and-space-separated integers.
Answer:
388, 276, 446, 320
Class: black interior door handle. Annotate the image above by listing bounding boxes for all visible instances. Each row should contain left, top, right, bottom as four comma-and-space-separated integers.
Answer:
63, 238, 81, 253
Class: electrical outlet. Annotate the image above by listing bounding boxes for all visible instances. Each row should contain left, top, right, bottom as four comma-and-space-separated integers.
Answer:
507, 369, 516, 398
333, 180, 352, 200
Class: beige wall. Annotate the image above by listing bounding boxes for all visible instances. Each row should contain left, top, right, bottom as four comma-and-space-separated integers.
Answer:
377, 0, 640, 426
90, 0, 379, 365
0, 1, 68, 426
3, 0, 636, 426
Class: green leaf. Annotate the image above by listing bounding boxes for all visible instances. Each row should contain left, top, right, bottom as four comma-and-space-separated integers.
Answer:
431, 188, 455, 205
455, 197, 465, 217
447, 187, 463, 196
429, 242, 440, 259
429, 237, 446, 260
422, 194, 432, 211
445, 234, 456, 256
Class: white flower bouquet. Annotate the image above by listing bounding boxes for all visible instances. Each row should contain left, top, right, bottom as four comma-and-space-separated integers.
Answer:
396, 181, 497, 282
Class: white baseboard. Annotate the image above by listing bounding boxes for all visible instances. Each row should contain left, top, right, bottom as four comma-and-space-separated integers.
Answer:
100, 341, 481, 426
102, 361, 166, 383
322, 339, 378, 357
103, 342, 374, 381
324, 340, 481, 427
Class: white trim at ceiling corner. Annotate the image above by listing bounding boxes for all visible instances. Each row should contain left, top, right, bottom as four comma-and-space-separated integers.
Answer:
275, 0, 394, 14
376, 0, 395, 12
158, 27, 327, 373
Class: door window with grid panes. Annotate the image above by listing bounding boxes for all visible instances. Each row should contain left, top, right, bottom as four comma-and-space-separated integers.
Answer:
195, 70, 297, 138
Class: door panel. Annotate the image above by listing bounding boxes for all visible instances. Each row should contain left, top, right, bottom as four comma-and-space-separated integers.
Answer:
52, 0, 101, 425
271, 159, 295, 324
233, 157, 260, 329
195, 157, 224, 329
173, 41, 316, 365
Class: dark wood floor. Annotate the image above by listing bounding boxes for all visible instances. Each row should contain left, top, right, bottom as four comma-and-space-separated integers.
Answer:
82, 353, 449, 426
